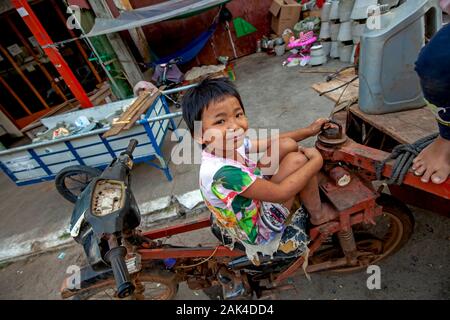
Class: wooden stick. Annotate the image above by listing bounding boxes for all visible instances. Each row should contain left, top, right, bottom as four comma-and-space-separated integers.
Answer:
5, 15, 67, 102
102, 91, 152, 138
123, 91, 160, 130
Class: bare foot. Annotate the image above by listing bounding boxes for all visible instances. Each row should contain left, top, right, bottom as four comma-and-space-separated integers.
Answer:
309, 203, 340, 225
411, 136, 450, 184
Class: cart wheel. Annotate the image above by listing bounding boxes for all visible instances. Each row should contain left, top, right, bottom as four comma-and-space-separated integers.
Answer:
55, 165, 102, 203
309, 194, 414, 273
73, 270, 179, 300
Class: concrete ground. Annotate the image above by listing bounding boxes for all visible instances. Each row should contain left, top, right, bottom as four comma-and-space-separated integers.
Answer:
0, 206, 448, 300
0, 53, 449, 299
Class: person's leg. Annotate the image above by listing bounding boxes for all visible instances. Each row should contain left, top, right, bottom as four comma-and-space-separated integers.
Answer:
257, 137, 298, 175
268, 151, 308, 209
268, 150, 338, 224
412, 24, 450, 184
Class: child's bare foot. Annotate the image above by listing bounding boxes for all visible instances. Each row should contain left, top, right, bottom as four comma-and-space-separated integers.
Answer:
309, 203, 340, 225
411, 136, 450, 184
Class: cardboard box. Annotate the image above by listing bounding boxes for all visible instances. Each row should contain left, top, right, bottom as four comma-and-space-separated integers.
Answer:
269, 0, 302, 35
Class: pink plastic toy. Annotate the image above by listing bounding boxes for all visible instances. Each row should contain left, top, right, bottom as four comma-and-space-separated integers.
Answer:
287, 31, 317, 49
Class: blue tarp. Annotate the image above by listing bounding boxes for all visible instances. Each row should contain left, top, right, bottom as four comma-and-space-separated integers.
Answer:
86, 0, 228, 37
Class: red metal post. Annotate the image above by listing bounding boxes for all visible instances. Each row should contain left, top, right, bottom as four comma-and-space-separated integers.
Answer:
11, 0, 93, 108
142, 217, 212, 240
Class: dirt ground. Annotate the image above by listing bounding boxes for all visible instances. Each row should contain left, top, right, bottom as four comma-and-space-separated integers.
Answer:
0, 205, 448, 300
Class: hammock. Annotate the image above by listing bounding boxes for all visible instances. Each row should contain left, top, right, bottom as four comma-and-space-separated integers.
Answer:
149, 23, 218, 67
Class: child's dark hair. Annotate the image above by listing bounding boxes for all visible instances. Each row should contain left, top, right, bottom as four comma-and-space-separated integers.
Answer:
181, 77, 245, 135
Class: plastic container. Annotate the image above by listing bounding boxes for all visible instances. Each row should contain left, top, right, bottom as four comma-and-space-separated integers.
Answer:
320, 22, 331, 39
339, 44, 353, 62
310, 55, 328, 66
330, 22, 340, 41
339, 0, 355, 22
321, 41, 332, 56
329, 0, 340, 20
310, 45, 328, 66
321, 1, 332, 22
338, 21, 353, 41
330, 41, 341, 58
275, 44, 286, 56
351, 0, 378, 20
352, 22, 365, 44
359, 0, 442, 114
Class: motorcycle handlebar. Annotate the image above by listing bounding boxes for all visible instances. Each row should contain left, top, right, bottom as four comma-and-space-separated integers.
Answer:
105, 246, 135, 298
122, 139, 138, 157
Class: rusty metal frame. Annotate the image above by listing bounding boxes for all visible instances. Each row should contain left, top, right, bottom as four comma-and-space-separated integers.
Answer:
60, 135, 449, 297
318, 140, 450, 199
138, 216, 246, 260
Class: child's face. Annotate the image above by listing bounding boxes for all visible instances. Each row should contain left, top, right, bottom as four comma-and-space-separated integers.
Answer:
199, 96, 248, 152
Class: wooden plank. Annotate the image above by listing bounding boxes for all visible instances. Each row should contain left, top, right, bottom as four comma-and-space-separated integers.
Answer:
123, 92, 160, 130
311, 68, 359, 104
102, 91, 159, 138
102, 93, 149, 138
350, 104, 439, 145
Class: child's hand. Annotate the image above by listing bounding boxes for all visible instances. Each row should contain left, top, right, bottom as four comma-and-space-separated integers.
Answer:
307, 118, 330, 136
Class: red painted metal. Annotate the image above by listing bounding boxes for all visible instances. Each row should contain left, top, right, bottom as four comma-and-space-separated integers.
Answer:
275, 206, 382, 283
317, 140, 450, 200
389, 185, 450, 217
11, 0, 93, 108
143, 216, 212, 240
138, 246, 245, 259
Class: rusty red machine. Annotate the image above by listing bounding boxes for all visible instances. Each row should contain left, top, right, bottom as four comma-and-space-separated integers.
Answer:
60, 120, 449, 300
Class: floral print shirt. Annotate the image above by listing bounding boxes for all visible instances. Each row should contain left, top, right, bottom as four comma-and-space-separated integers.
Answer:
199, 138, 276, 245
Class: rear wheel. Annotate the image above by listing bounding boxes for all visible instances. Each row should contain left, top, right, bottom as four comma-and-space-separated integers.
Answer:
74, 270, 179, 300
309, 194, 414, 273
55, 165, 102, 203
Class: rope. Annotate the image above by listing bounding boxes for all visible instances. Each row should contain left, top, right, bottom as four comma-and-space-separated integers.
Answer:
42, 36, 84, 49
319, 76, 359, 97
175, 246, 220, 269
375, 133, 439, 185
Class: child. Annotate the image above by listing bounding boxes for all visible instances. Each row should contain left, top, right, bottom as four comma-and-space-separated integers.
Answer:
181, 77, 338, 262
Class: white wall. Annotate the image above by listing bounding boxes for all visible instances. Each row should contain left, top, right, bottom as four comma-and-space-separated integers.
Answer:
0, 111, 23, 138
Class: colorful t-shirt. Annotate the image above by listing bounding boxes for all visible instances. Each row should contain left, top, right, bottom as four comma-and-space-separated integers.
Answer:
199, 138, 278, 245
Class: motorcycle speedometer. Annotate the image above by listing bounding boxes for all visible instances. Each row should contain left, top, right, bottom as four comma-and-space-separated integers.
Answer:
91, 179, 126, 217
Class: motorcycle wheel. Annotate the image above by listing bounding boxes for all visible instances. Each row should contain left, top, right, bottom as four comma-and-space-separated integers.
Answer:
73, 270, 179, 300
55, 165, 102, 203
308, 194, 414, 273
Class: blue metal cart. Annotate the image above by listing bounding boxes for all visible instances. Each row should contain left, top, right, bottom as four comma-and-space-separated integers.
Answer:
0, 87, 189, 187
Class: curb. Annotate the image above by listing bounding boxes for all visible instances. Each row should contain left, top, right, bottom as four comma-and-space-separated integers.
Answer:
0, 189, 205, 264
